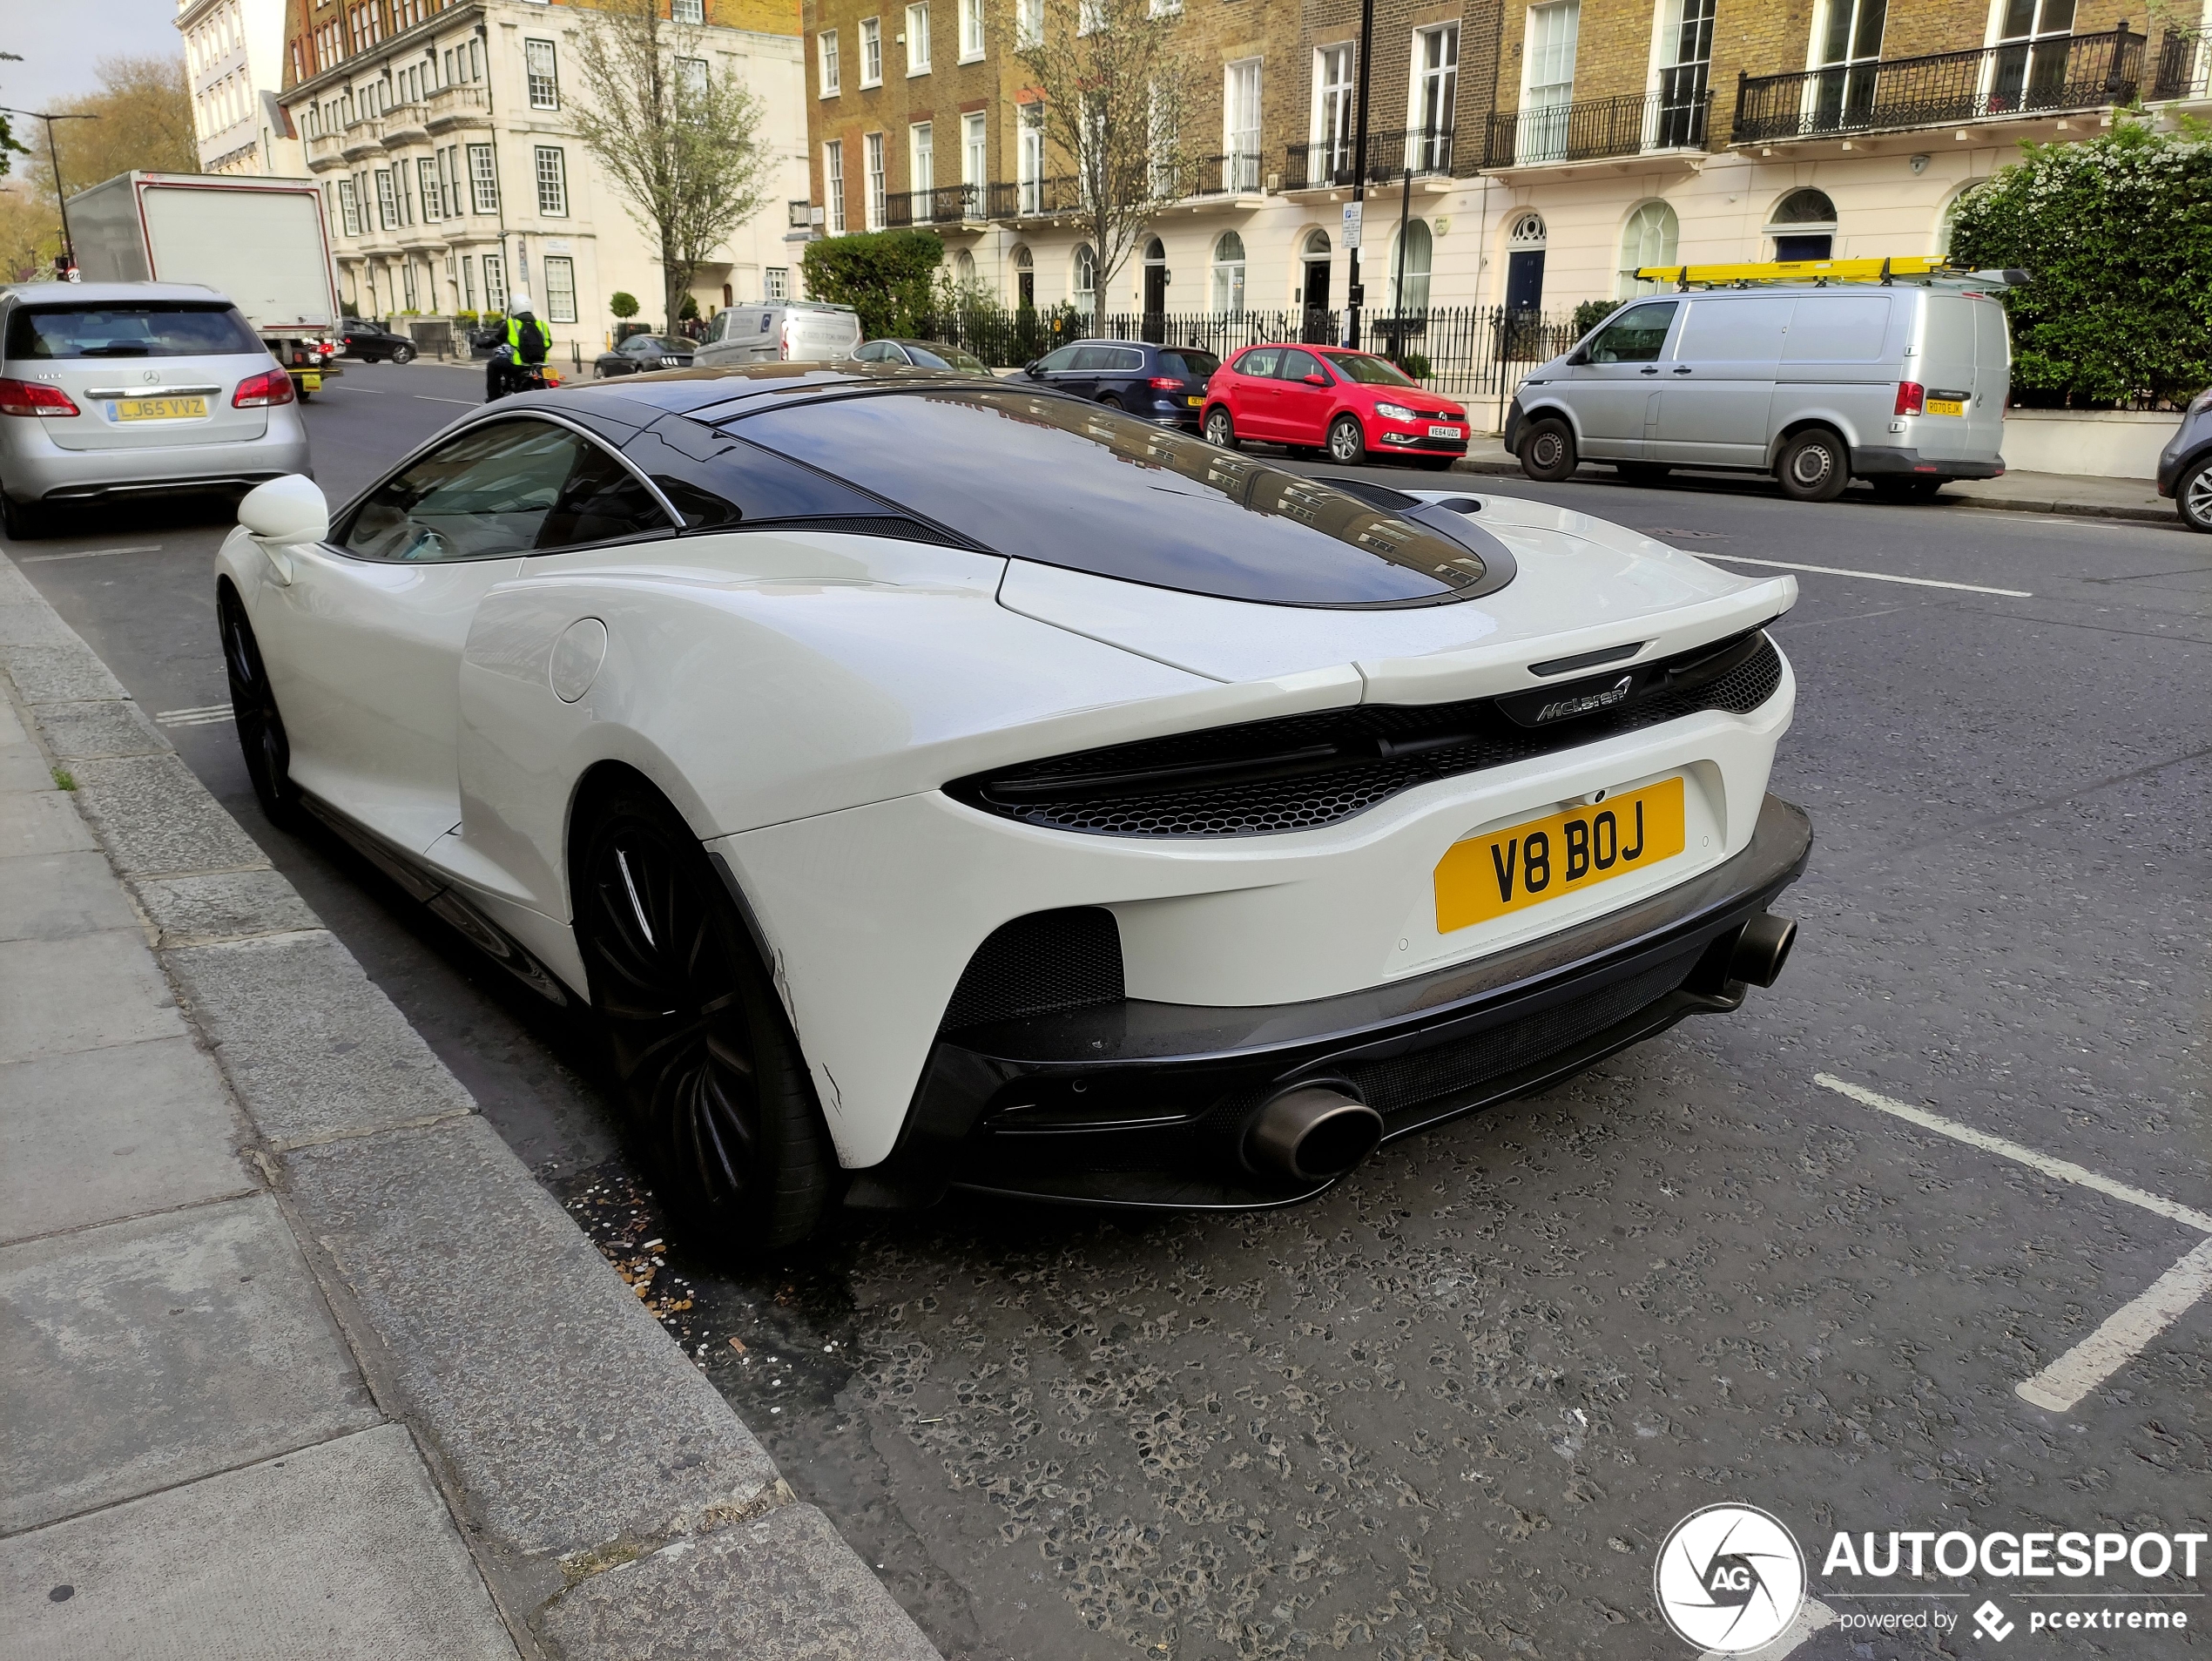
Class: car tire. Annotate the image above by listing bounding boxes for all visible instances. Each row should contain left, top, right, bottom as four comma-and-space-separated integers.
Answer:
389, 343, 415, 366
2175, 456, 2212, 534
1204, 405, 1238, 449
1096, 394, 1123, 410
573, 777, 834, 1254
1615, 462, 1670, 484
1517, 416, 1577, 483
1326, 415, 1366, 465
1, 491, 51, 541
217, 580, 301, 829
1775, 427, 1850, 503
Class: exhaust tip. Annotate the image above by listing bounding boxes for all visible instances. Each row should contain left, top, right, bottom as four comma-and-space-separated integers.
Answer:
1248, 1084, 1385, 1184
1730, 912, 1797, 989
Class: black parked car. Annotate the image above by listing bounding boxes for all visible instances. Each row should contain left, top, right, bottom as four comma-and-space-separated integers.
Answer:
593, 334, 696, 378
338, 317, 417, 364
851, 338, 991, 373
1021, 339, 1223, 431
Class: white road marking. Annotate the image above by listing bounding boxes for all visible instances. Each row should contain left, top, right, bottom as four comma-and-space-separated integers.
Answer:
1699, 1597, 1837, 1659
16, 544, 166, 563
2016, 1239, 2212, 1412
156, 703, 234, 727
1697, 552, 2033, 598
1814, 1074, 2212, 1232
415, 395, 478, 405
327, 383, 388, 392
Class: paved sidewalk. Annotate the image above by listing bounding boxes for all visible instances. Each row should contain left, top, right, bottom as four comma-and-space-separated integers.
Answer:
0, 554, 940, 1660
1449, 438, 2176, 524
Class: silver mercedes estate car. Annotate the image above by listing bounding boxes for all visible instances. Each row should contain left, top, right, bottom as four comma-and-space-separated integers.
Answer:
0, 281, 311, 539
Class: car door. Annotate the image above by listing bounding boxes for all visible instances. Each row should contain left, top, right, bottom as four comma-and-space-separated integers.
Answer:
1566, 300, 1678, 459
1230, 347, 1285, 437
1028, 344, 1085, 395
1096, 345, 1146, 407
1271, 348, 1335, 446
252, 416, 668, 854
1649, 295, 1791, 467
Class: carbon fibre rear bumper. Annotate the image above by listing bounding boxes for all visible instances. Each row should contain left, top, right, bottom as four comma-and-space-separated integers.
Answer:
846, 793, 1811, 1212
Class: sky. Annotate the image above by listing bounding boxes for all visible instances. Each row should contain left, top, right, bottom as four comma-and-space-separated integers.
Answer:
1, 0, 180, 112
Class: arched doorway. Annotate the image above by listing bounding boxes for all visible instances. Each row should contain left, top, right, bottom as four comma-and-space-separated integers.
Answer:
1505, 212, 1546, 313
1014, 244, 1035, 310
1141, 237, 1168, 341
1299, 228, 1332, 341
1767, 188, 1836, 261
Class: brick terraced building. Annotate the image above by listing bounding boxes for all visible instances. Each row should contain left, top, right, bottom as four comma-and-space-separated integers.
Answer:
800, 0, 2210, 323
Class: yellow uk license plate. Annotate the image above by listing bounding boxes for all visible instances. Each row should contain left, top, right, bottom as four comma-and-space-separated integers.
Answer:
300, 372, 321, 391
1926, 397, 1965, 416
1433, 775, 1688, 935
1186, 395, 1203, 406
112, 395, 207, 422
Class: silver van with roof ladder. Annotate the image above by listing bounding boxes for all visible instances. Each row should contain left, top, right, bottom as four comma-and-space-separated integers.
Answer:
694, 299, 862, 368
1505, 267, 2018, 502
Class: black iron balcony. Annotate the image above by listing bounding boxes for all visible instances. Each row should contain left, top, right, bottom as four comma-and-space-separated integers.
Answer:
985, 175, 1083, 219
2150, 27, 2209, 99
1731, 24, 2144, 144
884, 183, 987, 227
1284, 127, 1457, 191
1481, 89, 1710, 168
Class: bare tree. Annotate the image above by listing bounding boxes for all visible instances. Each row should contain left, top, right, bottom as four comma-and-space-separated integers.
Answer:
1011, 0, 1200, 314
564, 0, 774, 333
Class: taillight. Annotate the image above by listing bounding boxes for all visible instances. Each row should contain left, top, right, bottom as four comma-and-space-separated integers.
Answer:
1894, 381, 1925, 416
0, 377, 79, 417
233, 368, 297, 408
1149, 375, 1182, 391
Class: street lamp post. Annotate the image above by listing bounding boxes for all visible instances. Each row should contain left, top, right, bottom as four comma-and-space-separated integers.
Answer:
0, 108, 101, 277
1343, 0, 1376, 351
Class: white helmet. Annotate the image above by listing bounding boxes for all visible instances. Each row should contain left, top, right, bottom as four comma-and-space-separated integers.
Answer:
508, 291, 534, 313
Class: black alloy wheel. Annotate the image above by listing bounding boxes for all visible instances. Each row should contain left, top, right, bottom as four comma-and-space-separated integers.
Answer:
1326, 414, 1366, 465
1776, 426, 1850, 503
1204, 405, 1238, 449
1517, 416, 1577, 483
216, 580, 300, 827
390, 343, 416, 366
575, 780, 833, 1253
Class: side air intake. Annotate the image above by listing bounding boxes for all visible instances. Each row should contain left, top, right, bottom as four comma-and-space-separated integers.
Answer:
939, 907, 1125, 1032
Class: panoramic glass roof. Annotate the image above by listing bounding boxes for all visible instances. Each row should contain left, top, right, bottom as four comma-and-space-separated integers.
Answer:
723, 388, 1509, 608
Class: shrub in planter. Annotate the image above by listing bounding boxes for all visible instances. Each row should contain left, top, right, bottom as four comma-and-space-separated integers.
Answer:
1949, 122, 2212, 408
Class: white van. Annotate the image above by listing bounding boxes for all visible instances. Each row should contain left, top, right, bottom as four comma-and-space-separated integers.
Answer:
694, 300, 863, 367
1505, 280, 2013, 501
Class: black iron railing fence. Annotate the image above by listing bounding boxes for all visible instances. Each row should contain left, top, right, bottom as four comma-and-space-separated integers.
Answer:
2151, 26, 2209, 98
904, 304, 1581, 408
1731, 24, 2143, 143
1483, 90, 1711, 167
1283, 127, 1458, 190
884, 183, 985, 228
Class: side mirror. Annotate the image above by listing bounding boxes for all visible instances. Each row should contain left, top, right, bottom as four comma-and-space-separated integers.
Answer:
1024, 361, 1042, 376
1304, 372, 1328, 386
239, 476, 328, 584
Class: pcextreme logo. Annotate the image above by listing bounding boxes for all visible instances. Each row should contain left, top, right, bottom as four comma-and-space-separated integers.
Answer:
1655, 1504, 1808, 1653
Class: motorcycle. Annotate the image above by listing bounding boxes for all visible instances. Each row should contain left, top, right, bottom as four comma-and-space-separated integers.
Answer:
485, 346, 563, 402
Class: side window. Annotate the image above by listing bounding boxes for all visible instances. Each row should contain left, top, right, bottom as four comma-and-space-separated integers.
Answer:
1034, 346, 1082, 371
536, 442, 675, 550
1070, 346, 1118, 371
1585, 302, 1678, 364
1276, 348, 1323, 381
1238, 347, 1282, 378
1109, 347, 1145, 371
852, 341, 885, 361
340, 421, 583, 561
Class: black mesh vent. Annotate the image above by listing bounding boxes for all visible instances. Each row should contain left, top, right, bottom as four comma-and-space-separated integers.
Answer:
941, 907, 1125, 1032
952, 633, 1783, 840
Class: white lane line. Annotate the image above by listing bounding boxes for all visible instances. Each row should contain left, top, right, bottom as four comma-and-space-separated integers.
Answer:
1813, 1074, 2212, 1233
415, 395, 478, 405
1698, 552, 2033, 598
2016, 1239, 2212, 1412
1699, 1597, 1837, 1660
327, 383, 388, 393
16, 544, 166, 563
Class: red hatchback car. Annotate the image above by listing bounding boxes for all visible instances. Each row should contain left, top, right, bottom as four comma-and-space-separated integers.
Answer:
1202, 344, 1471, 469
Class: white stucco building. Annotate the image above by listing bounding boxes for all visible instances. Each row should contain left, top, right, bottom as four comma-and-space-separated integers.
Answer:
281, 0, 807, 354
179, 0, 304, 175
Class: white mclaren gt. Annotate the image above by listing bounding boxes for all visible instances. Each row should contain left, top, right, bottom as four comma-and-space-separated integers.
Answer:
215, 362, 1809, 1252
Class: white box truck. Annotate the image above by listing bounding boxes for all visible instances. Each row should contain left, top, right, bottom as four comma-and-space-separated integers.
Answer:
66, 172, 342, 396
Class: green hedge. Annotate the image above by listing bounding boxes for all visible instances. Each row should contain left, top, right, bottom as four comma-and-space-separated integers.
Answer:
799, 229, 946, 339
1950, 123, 2212, 408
